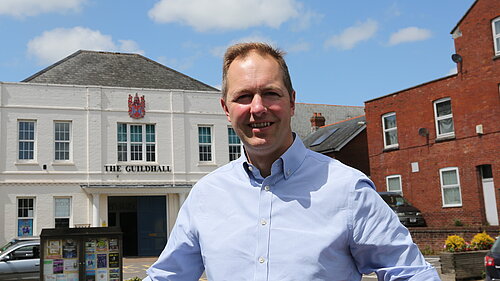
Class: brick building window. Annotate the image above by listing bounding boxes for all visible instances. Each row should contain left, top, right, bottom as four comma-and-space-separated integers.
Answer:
117, 123, 156, 162
198, 126, 213, 162
18, 120, 36, 160
493, 17, 500, 56
440, 167, 462, 207
382, 112, 398, 149
386, 175, 402, 194
54, 121, 71, 161
433, 98, 454, 139
18, 198, 35, 237
228, 127, 241, 161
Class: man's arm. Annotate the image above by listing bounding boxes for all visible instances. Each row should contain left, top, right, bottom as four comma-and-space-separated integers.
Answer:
349, 179, 440, 280
144, 194, 204, 281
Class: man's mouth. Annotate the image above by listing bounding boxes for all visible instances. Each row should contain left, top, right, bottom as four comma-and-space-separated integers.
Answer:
250, 122, 272, 128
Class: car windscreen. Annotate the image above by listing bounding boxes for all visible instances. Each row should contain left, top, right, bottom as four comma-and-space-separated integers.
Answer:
381, 194, 409, 207
491, 239, 500, 253
0, 240, 16, 254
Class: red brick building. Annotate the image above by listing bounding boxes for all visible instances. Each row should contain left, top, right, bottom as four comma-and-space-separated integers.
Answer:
365, 0, 499, 227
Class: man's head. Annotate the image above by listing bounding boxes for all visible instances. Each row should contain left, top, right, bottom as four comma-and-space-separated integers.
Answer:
221, 42, 294, 101
220, 42, 296, 168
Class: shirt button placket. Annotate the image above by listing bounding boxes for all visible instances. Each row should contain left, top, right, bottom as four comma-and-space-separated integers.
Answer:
255, 182, 272, 280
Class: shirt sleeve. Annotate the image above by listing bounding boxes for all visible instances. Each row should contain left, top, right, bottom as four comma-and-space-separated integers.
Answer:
144, 193, 204, 281
348, 178, 441, 280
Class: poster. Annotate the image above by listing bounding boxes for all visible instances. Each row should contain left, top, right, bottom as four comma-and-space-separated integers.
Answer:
108, 239, 118, 251
109, 268, 120, 280
63, 259, 78, 272
108, 253, 119, 268
17, 219, 33, 236
63, 239, 77, 258
86, 254, 96, 269
86, 270, 96, 281
47, 240, 62, 258
97, 254, 107, 268
53, 259, 64, 274
43, 260, 53, 275
96, 239, 108, 252
96, 269, 108, 281
85, 239, 97, 253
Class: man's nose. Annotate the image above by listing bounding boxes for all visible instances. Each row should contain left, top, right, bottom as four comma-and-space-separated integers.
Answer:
250, 94, 266, 115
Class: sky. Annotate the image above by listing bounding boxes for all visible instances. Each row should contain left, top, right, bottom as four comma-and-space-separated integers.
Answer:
0, 0, 476, 106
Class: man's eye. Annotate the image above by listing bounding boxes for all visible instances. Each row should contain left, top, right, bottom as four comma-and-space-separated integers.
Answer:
234, 94, 252, 103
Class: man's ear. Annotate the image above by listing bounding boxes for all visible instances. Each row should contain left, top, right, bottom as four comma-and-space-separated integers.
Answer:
290, 90, 296, 116
220, 98, 231, 122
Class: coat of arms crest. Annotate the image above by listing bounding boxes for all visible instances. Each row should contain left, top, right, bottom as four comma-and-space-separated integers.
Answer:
128, 93, 146, 119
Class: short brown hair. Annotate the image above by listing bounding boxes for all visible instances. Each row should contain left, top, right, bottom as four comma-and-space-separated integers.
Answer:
221, 42, 294, 100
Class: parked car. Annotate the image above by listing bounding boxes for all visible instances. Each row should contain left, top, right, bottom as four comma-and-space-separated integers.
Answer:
485, 237, 500, 281
378, 192, 427, 227
0, 239, 40, 280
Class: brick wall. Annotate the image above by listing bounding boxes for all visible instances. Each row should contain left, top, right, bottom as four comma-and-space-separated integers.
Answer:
409, 226, 500, 253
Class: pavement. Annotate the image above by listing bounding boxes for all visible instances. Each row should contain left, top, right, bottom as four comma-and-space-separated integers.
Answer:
122, 256, 482, 281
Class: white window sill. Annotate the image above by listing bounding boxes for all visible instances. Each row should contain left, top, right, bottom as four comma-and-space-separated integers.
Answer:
435, 135, 455, 142
15, 161, 38, 166
198, 162, 217, 167
442, 204, 462, 208
52, 162, 75, 166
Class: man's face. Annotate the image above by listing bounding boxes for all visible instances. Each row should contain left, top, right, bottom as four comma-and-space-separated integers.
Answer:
221, 51, 295, 160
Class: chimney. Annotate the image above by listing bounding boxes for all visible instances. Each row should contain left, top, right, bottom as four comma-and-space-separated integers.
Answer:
310, 112, 325, 132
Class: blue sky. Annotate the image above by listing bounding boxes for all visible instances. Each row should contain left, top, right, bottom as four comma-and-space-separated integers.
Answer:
0, 0, 475, 106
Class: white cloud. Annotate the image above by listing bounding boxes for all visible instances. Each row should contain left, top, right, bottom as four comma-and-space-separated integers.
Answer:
388, 27, 432, 45
148, 0, 300, 32
27, 27, 144, 65
0, 0, 85, 17
211, 35, 276, 57
324, 19, 378, 50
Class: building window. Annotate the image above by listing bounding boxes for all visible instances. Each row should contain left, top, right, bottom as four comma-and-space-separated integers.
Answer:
54, 198, 71, 228
198, 126, 213, 162
17, 198, 35, 237
382, 112, 398, 149
440, 167, 462, 207
18, 121, 36, 160
54, 122, 71, 161
433, 98, 454, 138
493, 17, 500, 56
386, 175, 402, 194
117, 123, 156, 162
228, 127, 241, 161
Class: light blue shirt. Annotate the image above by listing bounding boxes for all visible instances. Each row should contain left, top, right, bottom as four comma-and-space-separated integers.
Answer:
145, 136, 440, 280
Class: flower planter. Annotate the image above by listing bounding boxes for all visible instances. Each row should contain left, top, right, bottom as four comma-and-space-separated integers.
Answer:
440, 250, 488, 280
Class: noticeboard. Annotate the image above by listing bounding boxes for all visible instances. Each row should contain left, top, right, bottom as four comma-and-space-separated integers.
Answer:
40, 227, 122, 281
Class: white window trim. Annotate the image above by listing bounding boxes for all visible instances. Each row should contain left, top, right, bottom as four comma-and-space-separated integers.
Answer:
493, 17, 500, 56
17, 197, 36, 237
439, 167, 463, 207
17, 120, 37, 163
54, 197, 72, 228
382, 112, 398, 149
228, 127, 242, 161
433, 97, 455, 139
53, 121, 72, 162
198, 125, 214, 163
117, 123, 157, 163
386, 174, 402, 194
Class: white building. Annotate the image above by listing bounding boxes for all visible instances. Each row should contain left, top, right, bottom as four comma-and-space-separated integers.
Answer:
0, 50, 364, 256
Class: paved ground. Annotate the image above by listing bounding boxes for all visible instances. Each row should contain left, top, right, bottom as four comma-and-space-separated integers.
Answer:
122, 256, 481, 281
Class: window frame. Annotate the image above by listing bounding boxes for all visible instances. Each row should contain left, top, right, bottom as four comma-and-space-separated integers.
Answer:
381, 112, 398, 149
117, 123, 156, 163
439, 167, 463, 207
17, 197, 35, 237
386, 174, 402, 194
54, 197, 71, 228
433, 98, 455, 139
227, 127, 242, 161
17, 120, 36, 161
54, 121, 72, 162
198, 125, 213, 163
493, 17, 500, 56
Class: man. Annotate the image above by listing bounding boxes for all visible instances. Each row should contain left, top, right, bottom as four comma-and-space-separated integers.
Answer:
144, 42, 440, 280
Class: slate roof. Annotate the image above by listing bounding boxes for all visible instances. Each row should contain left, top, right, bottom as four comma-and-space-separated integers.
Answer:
292, 103, 364, 140
302, 115, 366, 153
22, 50, 219, 92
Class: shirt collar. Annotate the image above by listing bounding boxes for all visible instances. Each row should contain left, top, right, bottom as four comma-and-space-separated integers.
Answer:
240, 133, 307, 181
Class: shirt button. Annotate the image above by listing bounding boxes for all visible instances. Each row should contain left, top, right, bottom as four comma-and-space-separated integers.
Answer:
264, 185, 270, 191
248, 166, 253, 171
259, 257, 265, 263
286, 170, 291, 176
260, 219, 267, 226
